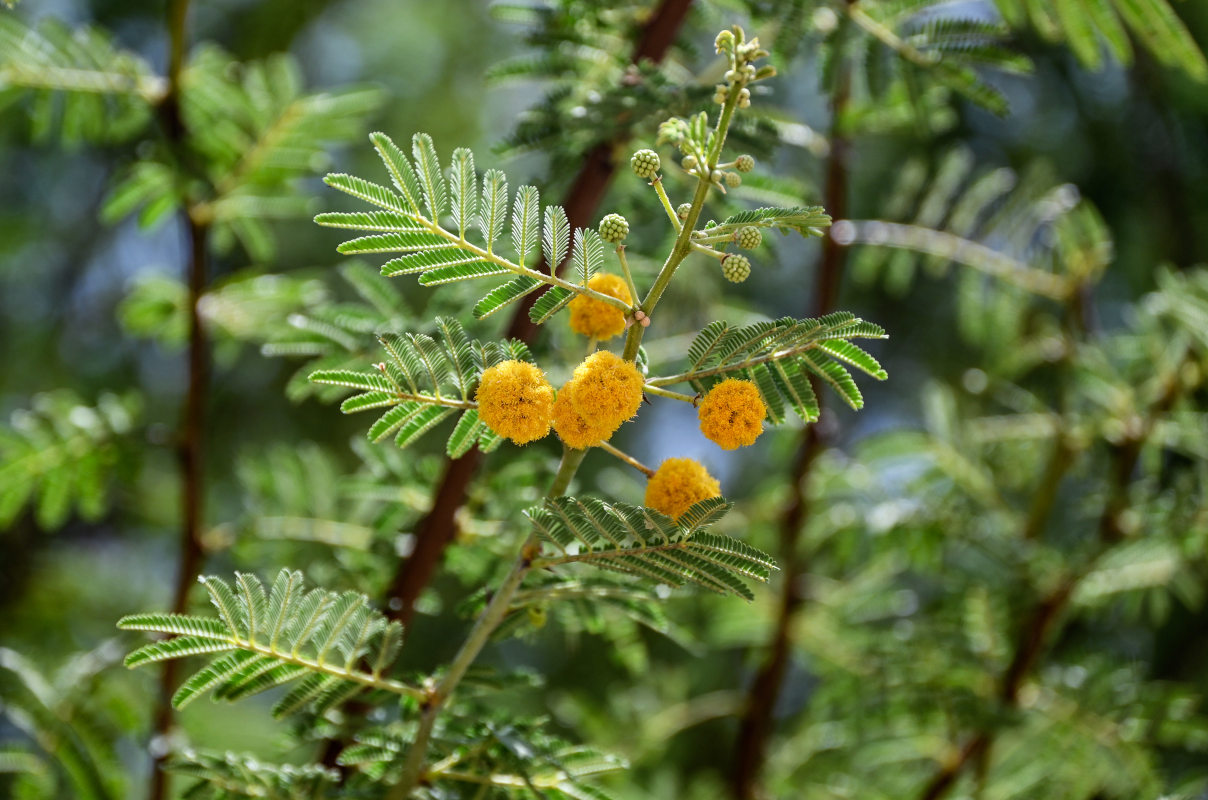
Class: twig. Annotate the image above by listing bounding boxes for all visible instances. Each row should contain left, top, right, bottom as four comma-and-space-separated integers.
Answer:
595, 440, 655, 477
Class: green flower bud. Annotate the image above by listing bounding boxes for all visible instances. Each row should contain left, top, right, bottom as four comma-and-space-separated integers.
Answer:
722, 253, 751, 283
713, 85, 729, 105
735, 154, 755, 173
681, 154, 699, 171
755, 65, 777, 81
630, 149, 661, 179
737, 88, 751, 109
676, 203, 691, 220
736, 226, 762, 249
715, 29, 735, 53
725, 172, 742, 188
598, 213, 629, 244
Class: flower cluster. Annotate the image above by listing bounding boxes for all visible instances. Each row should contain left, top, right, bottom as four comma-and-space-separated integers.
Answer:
698, 379, 766, 450
568, 273, 632, 340
475, 360, 555, 445
645, 458, 721, 520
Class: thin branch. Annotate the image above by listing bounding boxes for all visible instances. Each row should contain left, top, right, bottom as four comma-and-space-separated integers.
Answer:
729, 10, 855, 792
149, 3, 206, 800
596, 440, 655, 477
642, 383, 697, 403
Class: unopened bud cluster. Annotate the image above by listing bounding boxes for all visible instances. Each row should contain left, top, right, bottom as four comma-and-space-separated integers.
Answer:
630, 149, 660, 180
722, 253, 751, 283
712, 25, 774, 108
598, 213, 629, 244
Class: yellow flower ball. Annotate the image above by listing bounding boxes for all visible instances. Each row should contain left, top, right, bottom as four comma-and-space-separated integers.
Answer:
552, 380, 614, 449
645, 458, 721, 520
570, 350, 644, 433
568, 273, 632, 340
697, 378, 766, 450
475, 360, 554, 445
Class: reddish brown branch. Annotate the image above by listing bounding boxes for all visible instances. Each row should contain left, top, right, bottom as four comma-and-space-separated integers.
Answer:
383, 0, 696, 626
914, 356, 1195, 800
728, 24, 854, 799
148, 3, 207, 799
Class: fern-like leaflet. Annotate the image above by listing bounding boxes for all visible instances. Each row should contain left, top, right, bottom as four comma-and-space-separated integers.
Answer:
527, 496, 776, 602
118, 569, 419, 717
319, 131, 632, 324
309, 316, 535, 457
647, 314, 887, 422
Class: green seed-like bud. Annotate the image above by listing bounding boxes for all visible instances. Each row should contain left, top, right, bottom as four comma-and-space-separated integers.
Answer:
676, 203, 691, 220
713, 85, 729, 105
737, 88, 751, 109
715, 29, 735, 53
735, 154, 755, 173
736, 226, 762, 249
722, 253, 751, 283
681, 154, 699, 171
599, 213, 629, 244
631, 149, 661, 180
725, 172, 742, 188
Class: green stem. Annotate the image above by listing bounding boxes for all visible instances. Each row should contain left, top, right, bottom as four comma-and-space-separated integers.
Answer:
643, 383, 697, 403
615, 245, 641, 305
652, 178, 682, 232
621, 87, 744, 363
596, 440, 655, 477
388, 447, 586, 798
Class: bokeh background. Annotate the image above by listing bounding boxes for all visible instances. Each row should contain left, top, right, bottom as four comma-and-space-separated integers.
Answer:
3, 1, 1208, 798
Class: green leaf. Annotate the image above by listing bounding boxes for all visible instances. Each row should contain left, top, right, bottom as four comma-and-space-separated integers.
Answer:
118, 569, 420, 714
543, 205, 570, 269
412, 132, 448, 220
527, 496, 775, 601
474, 275, 542, 319
529, 286, 575, 324
478, 168, 509, 252
511, 185, 541, 267
449, 147, 477, 239
369, 131, 424, 213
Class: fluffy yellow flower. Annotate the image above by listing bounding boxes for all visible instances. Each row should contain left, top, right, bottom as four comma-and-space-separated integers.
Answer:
697, 378, 766, 450
645, 458, 721, 520
552, 380, 614, 449
475, 360, 554, 445
568, 273, 632, 340
570, 350, 644, 433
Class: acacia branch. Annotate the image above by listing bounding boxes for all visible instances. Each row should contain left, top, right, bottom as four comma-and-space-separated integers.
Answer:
382, 0, 696, 629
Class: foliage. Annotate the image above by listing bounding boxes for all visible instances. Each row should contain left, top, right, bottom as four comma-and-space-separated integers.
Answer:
0, 390, 140, 530
4, 2, 1208, 800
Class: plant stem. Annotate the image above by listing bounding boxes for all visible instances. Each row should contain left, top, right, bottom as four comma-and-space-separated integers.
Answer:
596, 440, 655, 477
622, 86, 742, 363
389, 448, 586, 798
148, 2, 205, 800
652, 177, 682, 232
615, 245, 640, 305
642, 384, 697, 403
729, 14, 852, 792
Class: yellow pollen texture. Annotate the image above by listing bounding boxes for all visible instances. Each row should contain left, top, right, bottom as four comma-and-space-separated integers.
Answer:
474, 360, 554, 445
570, 350, 644, 433
551, 381, 614, 449
644, 458, 721, 520
568, 273, 632, 340
698, 378, 766, 450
